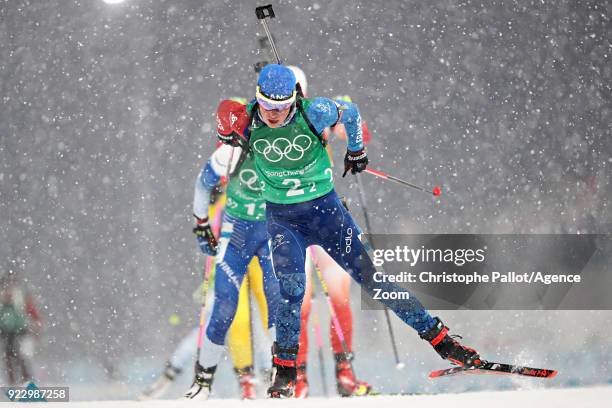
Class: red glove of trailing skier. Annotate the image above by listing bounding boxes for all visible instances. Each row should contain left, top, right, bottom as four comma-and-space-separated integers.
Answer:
342, 149, 368, 177
216, 100, 249, 147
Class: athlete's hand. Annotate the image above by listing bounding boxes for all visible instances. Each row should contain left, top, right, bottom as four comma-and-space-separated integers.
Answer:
217, 131, 242, 147
193, 217, 218, 256
342, 149, 368, 177
216, 100, 249, 147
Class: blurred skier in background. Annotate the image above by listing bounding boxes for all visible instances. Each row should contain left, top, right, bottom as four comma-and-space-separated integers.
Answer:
217, 63, 482, 398
0, 268, 42, 385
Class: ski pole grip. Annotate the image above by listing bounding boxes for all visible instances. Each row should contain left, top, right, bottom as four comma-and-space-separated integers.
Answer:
256, 5, 275, 20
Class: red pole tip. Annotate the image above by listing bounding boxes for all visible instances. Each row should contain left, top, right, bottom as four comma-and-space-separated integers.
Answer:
432, 186, 442, 196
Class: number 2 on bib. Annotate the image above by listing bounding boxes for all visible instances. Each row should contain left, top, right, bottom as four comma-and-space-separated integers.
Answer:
282, 169, 333, 198
283, 178, 305, 197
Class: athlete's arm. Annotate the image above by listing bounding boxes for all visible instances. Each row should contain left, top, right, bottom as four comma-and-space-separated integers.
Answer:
216, 99, 250, 146
306, 97, 367, 176
198, 97, 250, 218
193, 145, 241, 220
305, 97, 364, 151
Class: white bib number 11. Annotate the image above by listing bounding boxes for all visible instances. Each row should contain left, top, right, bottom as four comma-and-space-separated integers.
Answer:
244, 202, 266, 216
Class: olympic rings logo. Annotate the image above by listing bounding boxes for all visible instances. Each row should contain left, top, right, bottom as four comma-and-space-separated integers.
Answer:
238, 169, 264, 191
252, 135, 313, 163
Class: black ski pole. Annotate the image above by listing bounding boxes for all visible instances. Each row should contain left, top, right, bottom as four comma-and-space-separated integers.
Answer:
356, 174, 405, 370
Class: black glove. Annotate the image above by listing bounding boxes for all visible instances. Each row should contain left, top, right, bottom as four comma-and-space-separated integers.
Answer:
342, 149, 368, 177
193, 217, 218, 256
217, 131, 242, 147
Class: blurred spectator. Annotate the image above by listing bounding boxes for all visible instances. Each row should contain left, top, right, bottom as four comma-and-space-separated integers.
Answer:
0, 269, 42, 385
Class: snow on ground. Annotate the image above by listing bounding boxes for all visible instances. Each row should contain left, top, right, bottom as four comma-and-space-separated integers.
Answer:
40, 386, 611, 408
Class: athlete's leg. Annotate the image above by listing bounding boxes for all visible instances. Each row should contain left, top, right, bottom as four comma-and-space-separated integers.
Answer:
248, 258, 269, 331
312, 245, 373, 396
227, 264, 260, 400
200, 215, 258, 367
309, 192, 436, 333
267, 212, 308, 361
186, 216, 272, 400
256, 239, 280, 333
227, 275, 253, 371
315, 193, 482, 367
247, 258, 274, 372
